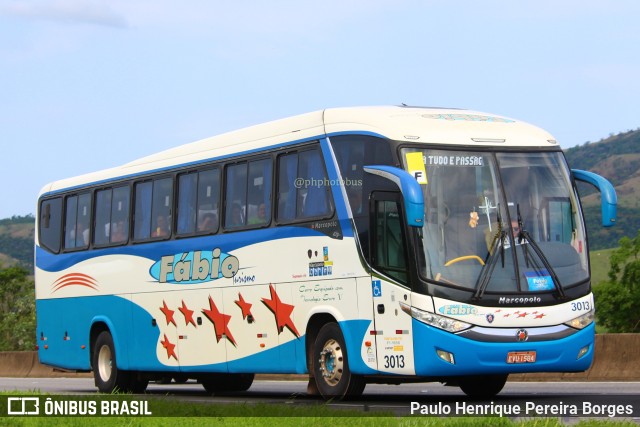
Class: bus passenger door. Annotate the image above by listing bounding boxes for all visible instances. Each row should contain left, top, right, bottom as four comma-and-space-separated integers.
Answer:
369, 192, 415, 375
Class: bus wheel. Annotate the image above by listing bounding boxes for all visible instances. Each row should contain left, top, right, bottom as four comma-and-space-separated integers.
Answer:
201, 373, 255, 394
93, 331, 136, 393
312, 322, 365, 400
459, 374, 508, 397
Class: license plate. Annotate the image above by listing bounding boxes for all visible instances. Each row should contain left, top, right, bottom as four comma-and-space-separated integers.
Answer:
507, 351, 536, 363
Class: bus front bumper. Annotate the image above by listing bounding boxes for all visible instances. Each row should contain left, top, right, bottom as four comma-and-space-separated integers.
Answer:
412, 319, 595, 377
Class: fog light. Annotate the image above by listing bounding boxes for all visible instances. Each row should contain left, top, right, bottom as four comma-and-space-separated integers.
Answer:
577, 345, 590, 360
436, 349, 455, 364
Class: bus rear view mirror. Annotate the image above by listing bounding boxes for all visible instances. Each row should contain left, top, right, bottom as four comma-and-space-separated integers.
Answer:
572, 169, 617, 227
364, 165, 425, 227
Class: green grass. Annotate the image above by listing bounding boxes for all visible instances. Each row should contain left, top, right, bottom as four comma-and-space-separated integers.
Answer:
589, 248, 614, 286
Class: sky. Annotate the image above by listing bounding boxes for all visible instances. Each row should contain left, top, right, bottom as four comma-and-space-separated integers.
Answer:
1, 0, 639, 219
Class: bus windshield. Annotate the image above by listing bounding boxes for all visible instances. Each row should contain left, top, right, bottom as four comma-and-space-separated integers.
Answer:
401, 148, 589, 297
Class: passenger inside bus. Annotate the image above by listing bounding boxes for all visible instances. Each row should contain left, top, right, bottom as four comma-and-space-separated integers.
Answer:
111, 220, 127, 242
248, 202, 267, 225
198, 213, 217, 232
228, 203, 244, 227
152, 215, 170, 237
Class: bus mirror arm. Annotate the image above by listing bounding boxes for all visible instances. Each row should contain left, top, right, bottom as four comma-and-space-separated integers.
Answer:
571, 169, 617, 227
363, 165, 425, 228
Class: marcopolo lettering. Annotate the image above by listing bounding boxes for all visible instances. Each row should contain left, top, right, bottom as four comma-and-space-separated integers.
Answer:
150, 248, 240, 284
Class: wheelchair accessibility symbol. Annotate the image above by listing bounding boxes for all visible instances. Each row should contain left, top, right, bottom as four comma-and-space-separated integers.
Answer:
372, 280, 382, 298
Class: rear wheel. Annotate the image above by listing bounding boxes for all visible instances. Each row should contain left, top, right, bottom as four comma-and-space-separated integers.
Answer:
201, 373, 255, 394
459, 374, 508, 397
311, 322, 365, 400
92, 331, 148, 393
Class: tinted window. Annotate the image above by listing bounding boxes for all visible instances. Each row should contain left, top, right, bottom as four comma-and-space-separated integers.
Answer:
39, 197, 62, 253
177, 172, 198, 235
247, 159, 272, 226
111, 186, 130, 243
276, 148, 332, 222
225, 163, 247, 228
374, 199, 407, 284
64, 193, 91, 250
95, 186, 130, 245
134, 178, 173, 241
224, 159, 272, 229
177, 168, 220, 235
196, 169, 220, 233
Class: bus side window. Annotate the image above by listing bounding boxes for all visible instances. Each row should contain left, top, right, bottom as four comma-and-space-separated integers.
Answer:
247, 159, 272, 226
373, 199, 408, 284
177, 168, 221, 235
224, 159, 271, 230
134, 181, 153, 240
151, 178, 173, 239
133, 178, 173, 241
277, 153, 298, 222
39, 197, 62, 253
94, 189, 113, 246
276, 148, 332, 223
110, 186, 130, 243
177, 172, 198, 235
298, 150, 331, 218
224, 163, 248, 228
196, 168, 220, 233
64, 193, 91, 250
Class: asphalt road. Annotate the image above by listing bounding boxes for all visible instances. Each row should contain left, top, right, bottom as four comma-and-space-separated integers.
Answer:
2, 377, 639, 418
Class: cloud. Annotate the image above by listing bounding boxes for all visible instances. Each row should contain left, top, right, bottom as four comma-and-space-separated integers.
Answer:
0, 0, 128, 28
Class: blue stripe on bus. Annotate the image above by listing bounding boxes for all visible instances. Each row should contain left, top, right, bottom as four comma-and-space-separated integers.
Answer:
36, 225, 333, 273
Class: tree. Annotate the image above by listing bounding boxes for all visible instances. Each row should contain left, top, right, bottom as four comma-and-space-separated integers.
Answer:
593, 231, 640, 332
0, 266, 35, 350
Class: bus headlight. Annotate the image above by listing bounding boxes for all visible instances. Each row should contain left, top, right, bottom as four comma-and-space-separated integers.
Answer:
564, 309, 594, 330
401, 303, 471, 333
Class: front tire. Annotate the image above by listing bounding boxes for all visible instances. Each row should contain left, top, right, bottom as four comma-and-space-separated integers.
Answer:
459, 374, 508, 397
311, 322, 365, 400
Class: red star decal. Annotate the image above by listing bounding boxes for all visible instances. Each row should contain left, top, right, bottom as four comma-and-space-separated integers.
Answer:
534, 313, 546, 319
235, 293, 253, 320
160, 334, 178, 360
178, 300, 196, 327
160, 300, 177, 326
517, 312, 528, 318
262, 284, 299, 337
202, 296, 236, 346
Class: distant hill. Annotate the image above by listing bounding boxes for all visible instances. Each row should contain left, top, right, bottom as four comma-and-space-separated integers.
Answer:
0, 215, 35, 271
565, 128, 640, 250
1, 130, 638, 271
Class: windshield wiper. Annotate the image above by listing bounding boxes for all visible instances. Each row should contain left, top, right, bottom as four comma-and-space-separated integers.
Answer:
473, 209, 505, 300
516, 204, 566, 299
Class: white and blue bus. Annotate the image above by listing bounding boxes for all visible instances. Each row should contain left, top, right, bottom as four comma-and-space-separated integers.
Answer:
35, 106, 616, 399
